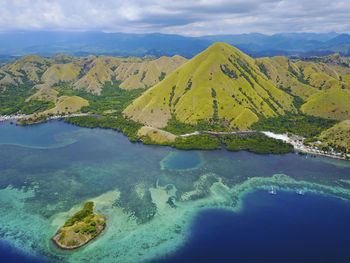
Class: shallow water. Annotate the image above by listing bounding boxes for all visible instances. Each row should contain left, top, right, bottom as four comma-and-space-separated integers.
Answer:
0, 120, 350, 262
160, 151, 202, 170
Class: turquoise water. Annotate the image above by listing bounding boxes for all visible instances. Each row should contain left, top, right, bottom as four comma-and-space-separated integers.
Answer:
160, 151, 202, 170
0, 120, 350, 262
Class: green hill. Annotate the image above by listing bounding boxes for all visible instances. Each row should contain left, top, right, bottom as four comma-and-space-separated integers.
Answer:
257, 54, 350, 100
124, 42, 296, 130
301, 89, 350, 120
318, 120, 350, 152
0, 54, 187, 116
116, 55, 187, 90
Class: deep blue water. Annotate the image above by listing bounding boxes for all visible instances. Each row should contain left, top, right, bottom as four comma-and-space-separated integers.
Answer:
156, 190, 350, 263
0, 241, 44, 263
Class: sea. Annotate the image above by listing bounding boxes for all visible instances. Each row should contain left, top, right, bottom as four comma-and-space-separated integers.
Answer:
0, 120, 349, 263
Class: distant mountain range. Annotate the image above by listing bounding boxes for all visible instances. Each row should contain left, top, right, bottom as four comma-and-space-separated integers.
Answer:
1, 31, 350, 59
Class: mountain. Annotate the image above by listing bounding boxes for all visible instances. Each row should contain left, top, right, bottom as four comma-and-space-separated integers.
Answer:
201, 33, 349, 57
326, 34, 350, 46
123, 42, 296, 130
124, 43, 350, 129
0, 31, 211, 58
0, 53, 187, 116
2, 42, 350, 130
1, 31, 350, 58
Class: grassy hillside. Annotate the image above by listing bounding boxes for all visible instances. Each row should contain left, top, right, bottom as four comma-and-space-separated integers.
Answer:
257, 54, 350, 101
256, 56, 318, 100
318, 120, 350, 152
0, 53, 186, 117
124, 42, 296, 129
116, 55, 187, 90
42, 63, 81, 84
2, 45, 350, 148
301, 89, 350, 120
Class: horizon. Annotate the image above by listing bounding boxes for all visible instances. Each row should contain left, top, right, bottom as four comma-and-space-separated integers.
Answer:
0, 30, 346, 37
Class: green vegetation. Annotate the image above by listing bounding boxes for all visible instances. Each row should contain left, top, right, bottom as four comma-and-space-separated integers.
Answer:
53, 201, 106, 249
64, 115, 142, 141
158, 72, 166, 81
163, 116, 228, 135
220, 133, 294, 154
172, 134, 221, 150
20, 100, 55, 114
251, 113, 339, 137
19, 114, 49, 126
64, 202, 94, 227
53, 79, 144, 115
0, 73, 37, 114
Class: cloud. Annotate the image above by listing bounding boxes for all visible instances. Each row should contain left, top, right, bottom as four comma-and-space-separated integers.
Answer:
0, 0, 349, 35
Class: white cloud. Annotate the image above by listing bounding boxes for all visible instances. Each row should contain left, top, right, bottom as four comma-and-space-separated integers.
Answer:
0, 0, 349, 35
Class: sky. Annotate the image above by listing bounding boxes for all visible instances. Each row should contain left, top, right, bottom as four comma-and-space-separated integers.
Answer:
0, 0, 349, 36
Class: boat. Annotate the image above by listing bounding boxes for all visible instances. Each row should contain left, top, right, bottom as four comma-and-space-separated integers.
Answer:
269, 186, 277, 195
297, 190, 304, 195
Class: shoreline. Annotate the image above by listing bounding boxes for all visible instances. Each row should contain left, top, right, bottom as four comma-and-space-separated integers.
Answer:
2, 114, 348, 161
261, 131, 350, 161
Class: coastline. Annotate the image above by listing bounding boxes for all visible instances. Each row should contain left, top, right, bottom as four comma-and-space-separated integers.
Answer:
262, 131, 350, 161
2, 114, 348, 161
0, 113, 89, 123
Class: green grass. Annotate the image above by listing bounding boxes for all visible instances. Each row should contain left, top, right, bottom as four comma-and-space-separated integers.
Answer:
20, 100, 55, 114
301, 89, 350, 120
0, 74, 37, 115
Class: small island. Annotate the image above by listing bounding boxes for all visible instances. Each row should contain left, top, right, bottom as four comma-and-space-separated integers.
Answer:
52, 201, 106, 250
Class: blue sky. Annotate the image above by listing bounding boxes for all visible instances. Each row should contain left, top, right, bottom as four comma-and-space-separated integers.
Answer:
0, 0, 349, 36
